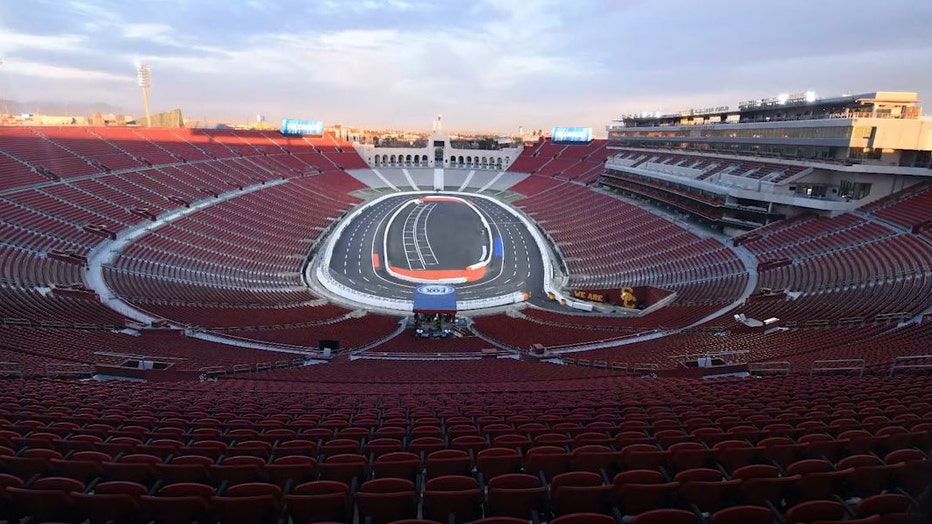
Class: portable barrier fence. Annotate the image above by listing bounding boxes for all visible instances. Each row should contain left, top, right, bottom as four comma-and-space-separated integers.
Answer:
198, 366, 225, 381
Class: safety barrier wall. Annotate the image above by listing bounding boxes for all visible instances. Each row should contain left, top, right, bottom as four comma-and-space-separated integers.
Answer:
483, 192, 593, 311
315, 259, 527, 312
316, 265, 414, 311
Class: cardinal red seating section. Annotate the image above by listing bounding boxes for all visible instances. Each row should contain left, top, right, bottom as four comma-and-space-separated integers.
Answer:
0, 374, 930, 522
1, 128, 932, 521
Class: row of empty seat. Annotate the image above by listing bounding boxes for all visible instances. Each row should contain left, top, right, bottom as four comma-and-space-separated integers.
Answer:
0, 127, 384, 354
0, 374, 930, 521
4, 125, 932, 369
506, 139, 612, 190
512, 183, 747, 304
608, 147, 810, 183
0, 126, 367, 191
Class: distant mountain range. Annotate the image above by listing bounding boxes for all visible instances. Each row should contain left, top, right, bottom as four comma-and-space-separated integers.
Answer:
0, 99, 128, 116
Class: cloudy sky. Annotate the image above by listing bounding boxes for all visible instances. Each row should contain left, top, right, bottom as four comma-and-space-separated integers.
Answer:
1, 0, 931, 133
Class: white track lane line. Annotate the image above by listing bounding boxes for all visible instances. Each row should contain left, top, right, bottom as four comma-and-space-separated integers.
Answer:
368, 197, 415, 291
402, 205, 424, 270
417, 203, 439, 266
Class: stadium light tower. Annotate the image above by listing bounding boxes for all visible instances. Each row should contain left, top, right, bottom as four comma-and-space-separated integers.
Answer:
136, 62, 152, 127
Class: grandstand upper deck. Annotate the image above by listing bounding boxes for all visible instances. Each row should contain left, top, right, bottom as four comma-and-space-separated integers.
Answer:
611, 91, 923, 128
607, 91, 932, 170
600, 91, 932, 232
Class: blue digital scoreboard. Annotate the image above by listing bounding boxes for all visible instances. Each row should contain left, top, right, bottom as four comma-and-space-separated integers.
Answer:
281, 119, 324, 136
551, 127, 592, 143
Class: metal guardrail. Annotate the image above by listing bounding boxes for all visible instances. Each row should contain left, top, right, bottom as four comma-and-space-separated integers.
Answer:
197, 366, 225, 381
352, 351, 501, 361
93, 351, 187, 361
558, 359, 667, 374
633, 363, 660, 375
0, 362, 23, 378
889, 355, 932, 376
748, 361, 791, 375
670, 350, 750, 362
46, 363, 94, 378
528, 330, 648, 353
810, 359, 865, 376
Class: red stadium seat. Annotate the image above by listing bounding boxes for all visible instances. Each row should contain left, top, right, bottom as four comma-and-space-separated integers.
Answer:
550, 471, 613, 516
422, 475, 484, 523
72, 480, 146, 524
140, 482, 215, 524
485, 473, 547, 519
210, 482, 282, 524
355, 477, 418, 524
283, 480, 351, 524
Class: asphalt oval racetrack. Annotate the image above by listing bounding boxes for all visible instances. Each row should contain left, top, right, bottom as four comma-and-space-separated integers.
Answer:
385, 198, 487, 272
325, 193, 545, 303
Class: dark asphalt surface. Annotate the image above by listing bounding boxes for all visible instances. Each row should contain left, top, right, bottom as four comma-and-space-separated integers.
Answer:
326, 193, 545, 303
385, 200, 487, 270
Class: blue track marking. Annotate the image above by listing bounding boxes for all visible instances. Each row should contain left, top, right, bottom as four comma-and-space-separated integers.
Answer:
493, 236, 504, 257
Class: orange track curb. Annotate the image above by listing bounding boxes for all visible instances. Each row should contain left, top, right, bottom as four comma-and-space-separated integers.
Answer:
387, 265, 487, 282
420, 196, 467, 203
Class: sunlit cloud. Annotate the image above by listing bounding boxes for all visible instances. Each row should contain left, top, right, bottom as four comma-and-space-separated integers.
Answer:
2, 59, 130, 82
0, 0, 929, 133
0, 30, 89, 54
121, 23, 176, 43
313, 0, 437, 14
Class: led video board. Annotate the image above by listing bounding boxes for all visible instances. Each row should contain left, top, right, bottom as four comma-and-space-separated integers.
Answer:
281, 119, 324, 136
551, 126, 592, 142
